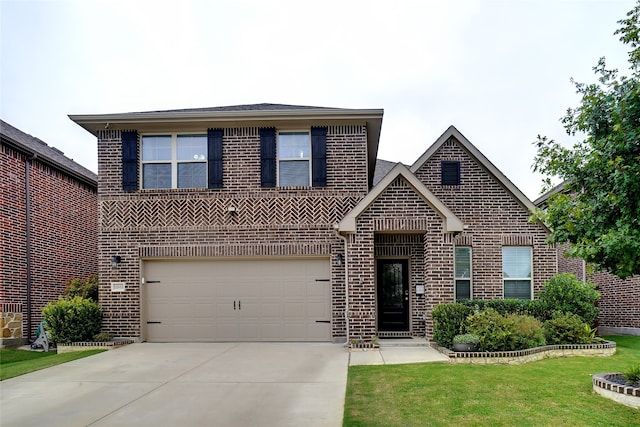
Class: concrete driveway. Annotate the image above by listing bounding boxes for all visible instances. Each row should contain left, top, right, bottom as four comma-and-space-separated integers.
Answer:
0, 342, 349, 427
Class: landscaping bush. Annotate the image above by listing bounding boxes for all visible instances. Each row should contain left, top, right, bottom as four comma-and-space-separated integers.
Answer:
42, 296, 102, 344
431, 303, 473, 348
543, 312, 591, 345
466, 309, 513, 351
509, 314, 546, 350
537, 273, 600, 325
65, 274, 99, 302
467, 309, 545, 351
459, 299, 529, 316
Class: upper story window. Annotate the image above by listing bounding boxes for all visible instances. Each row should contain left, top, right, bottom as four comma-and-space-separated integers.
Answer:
454, 247, 472, 301
441, 161, 461, 185
278, 132, 310, 186
502, 246, 532, 299
260, 127, 326, 188
141, 134, 207, 189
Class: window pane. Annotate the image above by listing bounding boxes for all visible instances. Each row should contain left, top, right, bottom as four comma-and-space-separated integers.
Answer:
279, 160, 309, 186
456, 280, 471, 301
178, 163, 206, 188
177, 135, 207, 160
504, 280, 532, 299
455, 247, 471, 278
142, 136, 172, 161
143, 163, 171, 189
278, 132, 309, 158
503, 247, 532, 278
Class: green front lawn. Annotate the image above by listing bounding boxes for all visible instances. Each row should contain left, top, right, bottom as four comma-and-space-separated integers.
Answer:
0, 348, 104, 381
344, 336, 640, 427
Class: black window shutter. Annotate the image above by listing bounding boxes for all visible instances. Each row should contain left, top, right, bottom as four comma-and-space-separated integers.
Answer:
208, 128, 223, 188
311, 127, 327, 187
121, 130, 139, 191
260, 128, 276, 187
441, 161, 461, 185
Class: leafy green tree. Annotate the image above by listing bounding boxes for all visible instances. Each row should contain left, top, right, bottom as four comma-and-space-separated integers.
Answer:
533, 2, 640, 279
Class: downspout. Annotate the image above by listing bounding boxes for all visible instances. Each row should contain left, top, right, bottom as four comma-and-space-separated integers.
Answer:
25, 154, 36, 342
334, 225, 349, 343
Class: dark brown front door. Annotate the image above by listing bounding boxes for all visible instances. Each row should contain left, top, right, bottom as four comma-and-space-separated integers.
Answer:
377, 259, 409, 331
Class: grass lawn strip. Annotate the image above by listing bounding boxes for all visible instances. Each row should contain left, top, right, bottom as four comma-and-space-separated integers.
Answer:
343, 336, 640, 427
0, 349, 105, 381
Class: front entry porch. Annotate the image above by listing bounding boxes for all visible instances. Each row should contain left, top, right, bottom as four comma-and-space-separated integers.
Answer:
375, 234, 426, 338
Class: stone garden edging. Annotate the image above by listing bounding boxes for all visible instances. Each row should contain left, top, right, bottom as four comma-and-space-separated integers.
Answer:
592, 373, 640, 409
431, 340, 616, 365
57, 339, 135, 354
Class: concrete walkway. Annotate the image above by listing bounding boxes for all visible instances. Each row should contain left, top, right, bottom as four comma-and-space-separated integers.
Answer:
349, 339, 449, 366
1, 343, 349, 427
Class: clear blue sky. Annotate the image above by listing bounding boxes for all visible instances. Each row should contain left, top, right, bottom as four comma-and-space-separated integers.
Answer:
1, 0, 634, 199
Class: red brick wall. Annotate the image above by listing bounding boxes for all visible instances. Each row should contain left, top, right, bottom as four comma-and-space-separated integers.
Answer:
556, 244, 640, 333
95, 126, 370, 339
1, 142, 98, 339
414, 137, 557, 301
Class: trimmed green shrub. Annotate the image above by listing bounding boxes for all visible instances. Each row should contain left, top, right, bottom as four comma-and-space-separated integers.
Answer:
543, 312, 591, 344
466, 309, 513, 352
42, 296, 102, 344
537, 273, 600, 325
467, 309, 545, 351
432, 303, 473, 348
65, 274, 99, 302
460, 299, 529, 316
509, 314, 546, 350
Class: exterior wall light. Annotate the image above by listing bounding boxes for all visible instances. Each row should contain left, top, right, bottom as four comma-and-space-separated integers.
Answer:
110, 256, 122, 269
336, 253, 344, 266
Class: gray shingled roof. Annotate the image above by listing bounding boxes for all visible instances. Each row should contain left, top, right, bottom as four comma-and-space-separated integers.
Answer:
373, 159, 401, 186
0, 119, 97, 186
142, 103, 339, 114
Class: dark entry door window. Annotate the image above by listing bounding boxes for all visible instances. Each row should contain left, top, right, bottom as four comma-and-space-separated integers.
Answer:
377, 259, 409, 331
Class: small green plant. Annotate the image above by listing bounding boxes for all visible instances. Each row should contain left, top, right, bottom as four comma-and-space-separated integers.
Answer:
622, 365, 640, 387
452, 333, 480, 345
92, 331, 114, 342
42, 296, 102, 344
370, 335, 378, 345
65, 274, 99, 302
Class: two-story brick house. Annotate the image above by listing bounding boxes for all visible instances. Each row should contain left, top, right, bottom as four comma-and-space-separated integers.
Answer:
71, 104, 555, 343
1, 120, 97, 346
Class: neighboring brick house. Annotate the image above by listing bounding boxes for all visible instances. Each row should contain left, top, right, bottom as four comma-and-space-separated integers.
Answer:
1, 120, 98, 345
535, 190, 640, 336
70, 104, 555, 343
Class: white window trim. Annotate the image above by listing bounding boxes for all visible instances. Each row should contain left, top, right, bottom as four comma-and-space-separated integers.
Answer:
276, 130, 311, 187
140, 133, 207, 189
502, 246, 533, 300
454, 247, 472, 301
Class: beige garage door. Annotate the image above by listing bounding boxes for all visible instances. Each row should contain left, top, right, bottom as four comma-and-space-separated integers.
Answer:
143, 258, 331, 342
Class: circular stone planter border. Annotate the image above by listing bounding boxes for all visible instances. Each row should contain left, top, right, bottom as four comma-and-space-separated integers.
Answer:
431, 340, 616, 365
592, 373, 640, 409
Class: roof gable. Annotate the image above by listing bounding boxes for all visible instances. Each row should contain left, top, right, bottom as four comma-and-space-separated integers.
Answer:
410, 125, 536, 212
0, 120, 97, 186
338, 163, 463, 233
